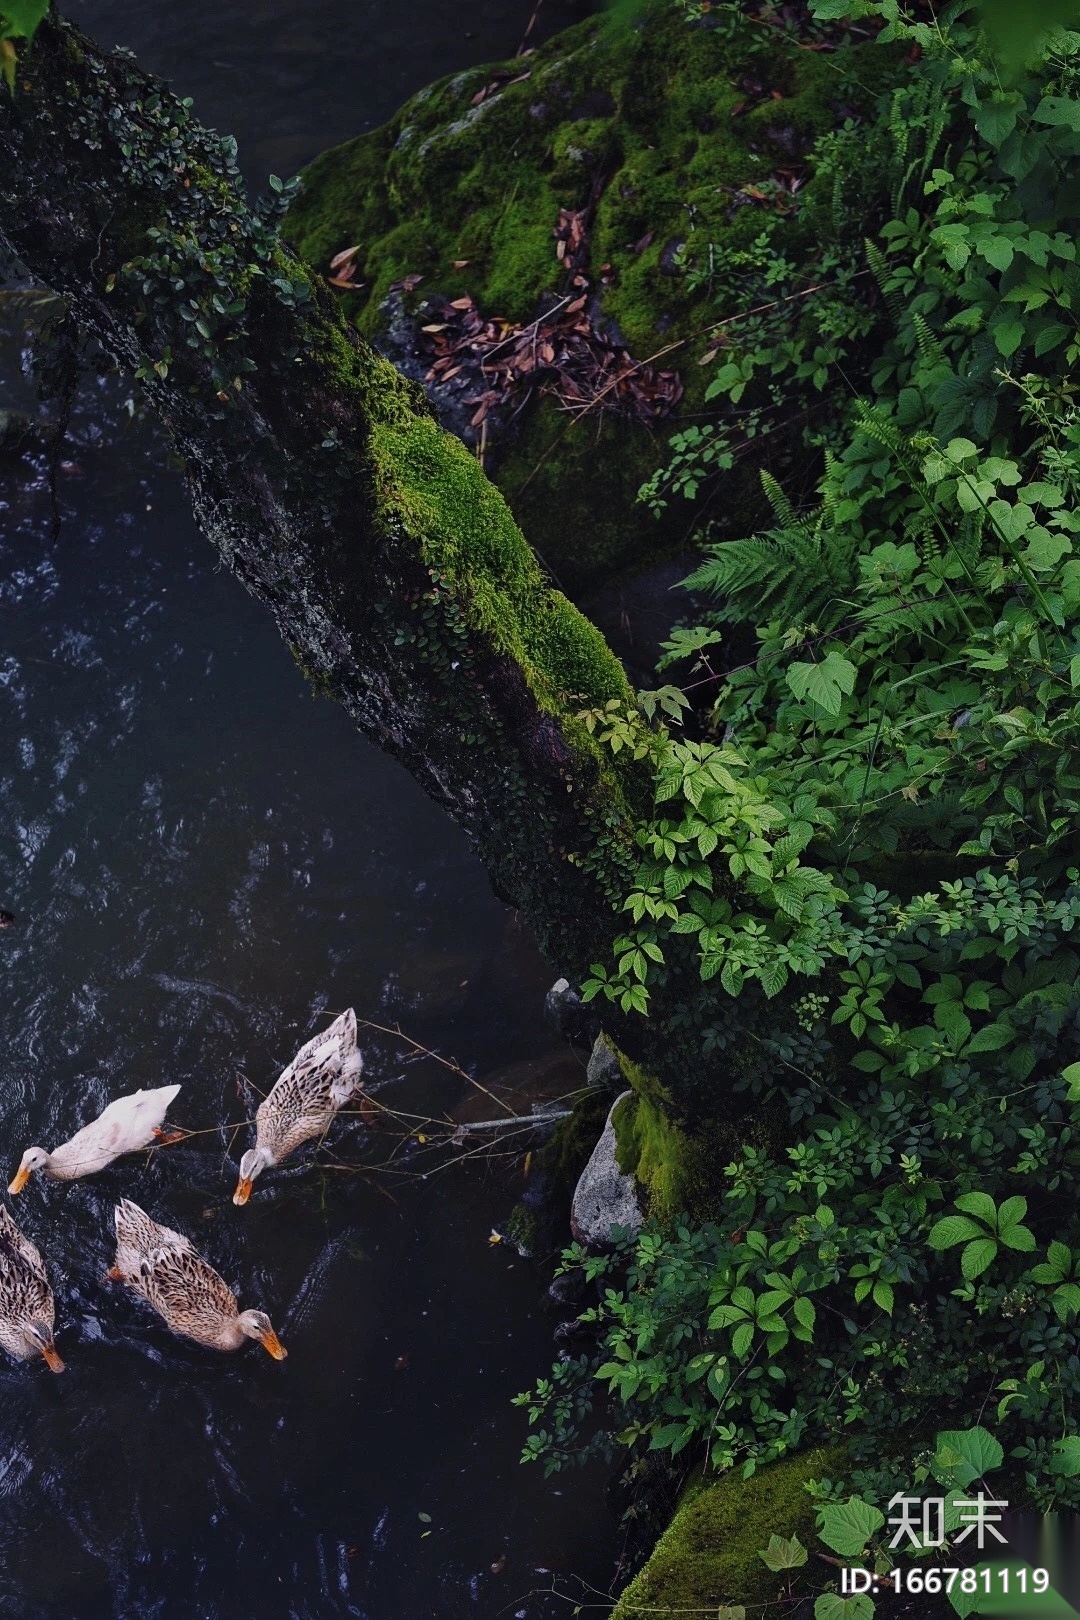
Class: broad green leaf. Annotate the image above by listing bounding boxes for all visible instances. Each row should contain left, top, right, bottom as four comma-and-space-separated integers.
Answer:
0, 0, 47, 38
817, 1497, 885, 1558
996, 1195, 1028, 1229
786, 651, 857, 718
998, 1223, 1036, 1252
928, 1215, 984, 1248
973, 95, 1019, 145
1034, 95, 1080, 131
967, 1021, 1015, 1053
1022, 530, 1072, 570
872, 1280, 895, 1314
1054, 1436, 1080, 1477
732, 1321, 754, 1358
815, 1597, 874, 1620
955, 1191, 997, 1225
1063, 1061, 1080, 1102
793, 1296, 816, 1334
932, 1426, 1004, 1488
759, 1533, 808, 1571
993, 318, 1025, 356
961, 1237, 998, 1279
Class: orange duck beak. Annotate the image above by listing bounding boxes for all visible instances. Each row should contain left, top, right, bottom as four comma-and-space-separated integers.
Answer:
259, 1328, 288, 1360
232, 1177, 254, 1206
41, 1343, 65, 1373
8, 1166, 30, 1195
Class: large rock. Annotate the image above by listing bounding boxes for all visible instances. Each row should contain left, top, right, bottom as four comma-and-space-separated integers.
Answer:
586, 1031, 624, 1093
286, 9, 903, 593
570, 1090, 643, 1246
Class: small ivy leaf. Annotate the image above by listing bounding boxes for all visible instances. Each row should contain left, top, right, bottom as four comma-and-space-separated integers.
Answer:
759, 1533, 808, 1571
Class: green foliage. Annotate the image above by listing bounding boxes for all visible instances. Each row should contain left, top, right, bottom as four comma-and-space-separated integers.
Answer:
0, 0, 46, 91
502, 0, 1080, 1536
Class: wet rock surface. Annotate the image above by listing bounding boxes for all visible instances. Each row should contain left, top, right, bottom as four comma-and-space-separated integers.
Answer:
570, 1090, 643, 1246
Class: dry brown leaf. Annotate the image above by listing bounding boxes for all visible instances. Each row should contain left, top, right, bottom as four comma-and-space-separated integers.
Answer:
448, 296, 473, 310
329, 244, 361, 271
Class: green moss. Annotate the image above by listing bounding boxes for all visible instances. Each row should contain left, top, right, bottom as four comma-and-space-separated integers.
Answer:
612, 1446, 847, 1618
371, 412, 633, 711
286, 5, 909, 591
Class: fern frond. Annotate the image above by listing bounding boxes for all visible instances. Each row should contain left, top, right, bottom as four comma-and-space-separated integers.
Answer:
911, 312, 946, 367
686, 510, 858, 630
853, 401, 907, 456
759, 469, 798, 529
865, 238, 907, 333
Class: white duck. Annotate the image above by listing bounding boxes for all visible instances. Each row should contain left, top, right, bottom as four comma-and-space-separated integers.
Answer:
233, 1009, 364, 1205
8, 1084, 183, 1193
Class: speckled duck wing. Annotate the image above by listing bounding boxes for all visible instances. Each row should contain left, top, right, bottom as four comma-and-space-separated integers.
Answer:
0, 1209, 54, 1338
113, 1198, 194, 1287
254, 1063, 335, 1161
138, 1244, 239, 1347
0, 1207, 47, 1282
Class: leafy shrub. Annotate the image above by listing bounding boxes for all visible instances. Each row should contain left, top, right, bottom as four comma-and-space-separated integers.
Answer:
522, 0, 1080, 1522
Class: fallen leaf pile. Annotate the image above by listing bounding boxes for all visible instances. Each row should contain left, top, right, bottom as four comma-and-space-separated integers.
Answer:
408, 207, 682, 433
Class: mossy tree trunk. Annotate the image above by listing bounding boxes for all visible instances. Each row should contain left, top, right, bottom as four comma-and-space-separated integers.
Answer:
0, 13, 765, 1101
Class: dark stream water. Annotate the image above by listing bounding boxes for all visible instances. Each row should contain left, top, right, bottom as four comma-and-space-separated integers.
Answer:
0, 3, 612, 1616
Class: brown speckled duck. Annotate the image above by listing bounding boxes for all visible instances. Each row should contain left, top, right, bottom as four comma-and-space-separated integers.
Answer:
0, 1206, 64, 1371
110, 1199, 287, 1359
233, 1008, 364, 1205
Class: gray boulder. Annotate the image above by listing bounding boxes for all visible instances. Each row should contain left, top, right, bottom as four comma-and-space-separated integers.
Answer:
570, 1091, 643, 1247
586, 1032, 624, 1093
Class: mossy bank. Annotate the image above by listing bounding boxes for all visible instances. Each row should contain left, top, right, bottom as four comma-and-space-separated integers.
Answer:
285, 3, 906, 593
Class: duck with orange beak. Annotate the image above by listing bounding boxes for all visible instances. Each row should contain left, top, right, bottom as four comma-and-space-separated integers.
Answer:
233, 1008, 365, 1205
0, 1206, 64, 1372
9, 1083, 183, 1194
110, 1199, 287, 1359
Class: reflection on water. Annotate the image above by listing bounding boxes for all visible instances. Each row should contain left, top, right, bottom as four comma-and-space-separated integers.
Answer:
0, 370, 611, 1617
0, 1, 610, 1611
66, 0, 593, 184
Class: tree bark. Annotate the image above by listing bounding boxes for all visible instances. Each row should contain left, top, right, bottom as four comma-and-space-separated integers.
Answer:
0, 15, 769, 1108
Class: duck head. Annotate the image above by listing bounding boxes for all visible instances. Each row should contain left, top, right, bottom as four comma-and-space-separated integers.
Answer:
25, 1321, 64, 1372
233, 1147, 272, 1206
237, 1309, 287, 1359
8, 1148, 50, 1195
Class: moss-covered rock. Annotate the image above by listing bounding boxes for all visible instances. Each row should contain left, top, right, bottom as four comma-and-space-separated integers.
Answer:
608, 1048, 785, 1222
612, 1446, 847, 1618
286, 4, 905, 592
